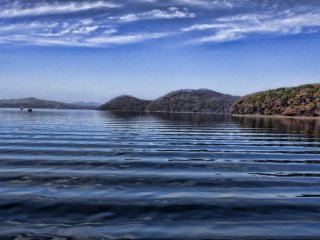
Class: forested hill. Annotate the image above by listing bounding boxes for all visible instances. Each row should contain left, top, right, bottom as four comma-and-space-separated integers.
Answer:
148, 89, 239, 113
0, 97, 94, 109
99, 89, 239, 113
230, 84, 320, 117
99, 95, 151, 111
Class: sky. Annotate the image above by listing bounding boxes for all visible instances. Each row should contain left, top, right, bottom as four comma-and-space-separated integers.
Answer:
0, 0, 320, 103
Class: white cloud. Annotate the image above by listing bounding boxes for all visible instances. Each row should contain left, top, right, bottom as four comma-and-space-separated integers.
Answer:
86, 32, 172, 45
0, 1, 121, 18
184, 10, 320, 43
80, 19, 94, 25
109, 8, 196, 23
0, 0, 319, 47
0, 18, 171, 47
182, 23, 230, 32
0, 19, 115, 43
196, 30, 242, 43
173, 0, 235, 9
0, 22, 47, 33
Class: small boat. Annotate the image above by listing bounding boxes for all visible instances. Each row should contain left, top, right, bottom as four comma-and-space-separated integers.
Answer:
28, 109, 32, 112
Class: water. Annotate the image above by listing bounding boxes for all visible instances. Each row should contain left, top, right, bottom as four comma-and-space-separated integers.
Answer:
0, 109, 320, 239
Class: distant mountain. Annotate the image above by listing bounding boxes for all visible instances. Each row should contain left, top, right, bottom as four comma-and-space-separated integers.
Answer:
0, 97, 92, 109
147, 89, 239, 113
99, 95, 151, 111
230, 84, 320, 117
73, 102, 100, 107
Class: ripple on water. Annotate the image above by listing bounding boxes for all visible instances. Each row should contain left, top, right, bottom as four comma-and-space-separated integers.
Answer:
0, 109, 320, 239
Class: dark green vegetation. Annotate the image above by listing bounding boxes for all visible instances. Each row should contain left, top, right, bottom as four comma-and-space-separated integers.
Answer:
3, 84, 320, 117
100, 89, 239, 113
0, 97, 95, 110
231, 84, 320, 117
72, 102, 101, 107
148, 89, 239, 113
99, 95, 151, 111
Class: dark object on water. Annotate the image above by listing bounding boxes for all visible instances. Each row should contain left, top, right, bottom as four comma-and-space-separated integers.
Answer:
28, 109, 32, 112
20, 108, 23, 110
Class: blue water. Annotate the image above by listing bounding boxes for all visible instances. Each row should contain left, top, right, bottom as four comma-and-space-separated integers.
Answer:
0, 109, 320, 239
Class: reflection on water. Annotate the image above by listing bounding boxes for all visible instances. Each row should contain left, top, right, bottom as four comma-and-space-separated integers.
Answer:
108, 111, 232, 125
0, 109, 320, 239
233, 115, 320, 138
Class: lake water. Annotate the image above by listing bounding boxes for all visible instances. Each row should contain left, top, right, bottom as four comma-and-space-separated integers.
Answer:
0, 109, 320, 239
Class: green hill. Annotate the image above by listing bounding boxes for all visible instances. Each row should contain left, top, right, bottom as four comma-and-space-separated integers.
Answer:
147, 89, 239, 113
99, 95, 151, 111
231, 84, 320, 117
99, 89, 239, 113
0, 97, 93, 109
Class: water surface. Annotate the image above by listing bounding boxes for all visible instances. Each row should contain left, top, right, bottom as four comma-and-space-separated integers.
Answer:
0, 109, 320, 239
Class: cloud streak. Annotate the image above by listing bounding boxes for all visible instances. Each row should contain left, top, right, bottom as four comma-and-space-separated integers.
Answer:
0, 19, 171, 47
109, 7, 196, 23
0, 0, 320, 47
0, 1, 121, 18
86, 32, 172, 45
172, 0, 236, 9
184, 10, 320, 43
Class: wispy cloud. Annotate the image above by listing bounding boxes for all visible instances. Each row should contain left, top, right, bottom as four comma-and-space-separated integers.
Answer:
0, 0, 320, 47
173, 0, 235, 9
0, 19, 171, 47
86, 32, 172, 45
0, 31, 171, 47
0, 1, 121, 18
109, 7, 196, 23
184, 10, 320, 43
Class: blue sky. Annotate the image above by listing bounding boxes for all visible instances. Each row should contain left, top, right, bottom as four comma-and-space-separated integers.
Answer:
0, 0, 320, 103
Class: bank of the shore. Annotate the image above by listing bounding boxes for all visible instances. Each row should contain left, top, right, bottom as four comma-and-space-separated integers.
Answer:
232, 114, 320, 120
231, 84, 320, 117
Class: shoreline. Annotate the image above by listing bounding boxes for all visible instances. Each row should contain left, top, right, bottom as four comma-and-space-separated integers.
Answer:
2, 107, 320, 120
232, 114, 320, 120
101, 109, 231, 115
100, 110, 320, 119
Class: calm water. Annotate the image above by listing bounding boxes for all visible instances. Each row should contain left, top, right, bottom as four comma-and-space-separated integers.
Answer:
0, 109, 320, 239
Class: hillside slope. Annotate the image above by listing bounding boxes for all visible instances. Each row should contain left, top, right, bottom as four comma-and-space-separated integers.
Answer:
230, 84, 320, 117
147, 89, 239, 113
0, 97, 92, 109
99, 95, 151, 111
